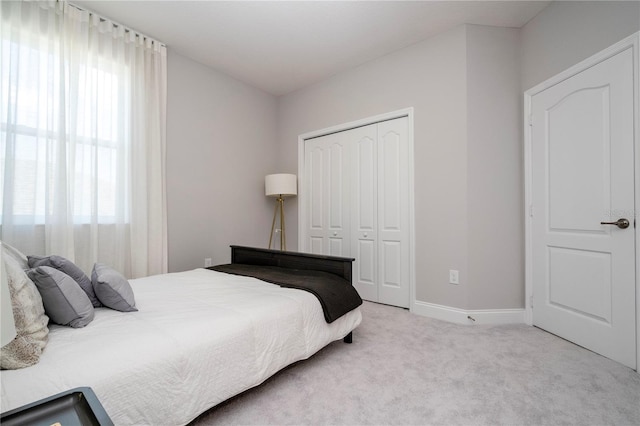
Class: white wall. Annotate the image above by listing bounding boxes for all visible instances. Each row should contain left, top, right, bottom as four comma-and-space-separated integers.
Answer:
277, 1, 639, 314
278, 25, 523, 311
163, 0, 639, 314
466, 25, 522, 310
521, 1, 640, 91
278, 26, 469, 309
166, 51, 279, 272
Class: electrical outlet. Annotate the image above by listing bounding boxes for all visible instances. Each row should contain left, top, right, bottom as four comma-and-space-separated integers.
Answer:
449, 269, 459, 285
204, 258, 212, 267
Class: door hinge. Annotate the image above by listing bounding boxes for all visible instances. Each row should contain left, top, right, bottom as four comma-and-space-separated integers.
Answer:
529, 295, 534, 309
529, 204, 534, 217
528, 115, 533, 127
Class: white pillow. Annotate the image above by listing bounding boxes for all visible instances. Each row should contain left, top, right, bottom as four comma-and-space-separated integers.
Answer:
0, 253, 50, 370
0, 241, 29, 270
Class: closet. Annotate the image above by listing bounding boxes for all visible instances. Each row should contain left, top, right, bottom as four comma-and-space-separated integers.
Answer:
301, 116, 410, 308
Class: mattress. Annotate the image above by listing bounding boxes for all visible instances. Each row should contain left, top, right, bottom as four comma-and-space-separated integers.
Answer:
0, 268, 362, 425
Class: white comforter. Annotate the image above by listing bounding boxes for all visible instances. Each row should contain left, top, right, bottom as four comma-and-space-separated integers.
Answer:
0, 268, 362, 425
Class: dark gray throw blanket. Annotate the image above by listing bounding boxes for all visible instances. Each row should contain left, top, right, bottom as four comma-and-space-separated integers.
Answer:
210, 264, 363, 323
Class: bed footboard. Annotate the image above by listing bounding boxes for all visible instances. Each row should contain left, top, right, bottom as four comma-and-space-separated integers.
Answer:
230, 245, 355, 283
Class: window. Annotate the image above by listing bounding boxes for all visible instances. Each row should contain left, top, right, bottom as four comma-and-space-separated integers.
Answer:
0, 38, 127, 224
1, 1, 167, 278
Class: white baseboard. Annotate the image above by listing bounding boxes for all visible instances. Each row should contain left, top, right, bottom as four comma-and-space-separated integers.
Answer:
411, 300, 525, 325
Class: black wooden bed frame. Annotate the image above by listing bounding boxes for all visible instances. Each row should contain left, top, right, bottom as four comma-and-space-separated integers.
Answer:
229, 245, 356, 343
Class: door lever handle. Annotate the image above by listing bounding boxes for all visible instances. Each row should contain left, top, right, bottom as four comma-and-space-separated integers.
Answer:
600, 218, 630, 229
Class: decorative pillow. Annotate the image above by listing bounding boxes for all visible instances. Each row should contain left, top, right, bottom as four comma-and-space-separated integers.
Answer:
0, 253, 49, 370
28, 255, 101, 308
1, 240, 29, 270
27, 266, 94, 328
91, 263, 138, 312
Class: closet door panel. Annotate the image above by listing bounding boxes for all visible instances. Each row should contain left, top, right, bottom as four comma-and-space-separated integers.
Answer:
310, 237, 323, 255
350, 124, 379, 301
304, 132, 350, 257
382, 241, 402, 287
327, 139, 349, 256
305, 141, 325, 254
381, 131, 402, 229
357, 136, 376, 231
328, 236, 344, 256
356, 239, 377, 300
378, 117, 410, 308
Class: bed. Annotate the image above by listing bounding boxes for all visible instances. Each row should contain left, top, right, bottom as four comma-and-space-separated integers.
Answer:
0, 245, 362, 425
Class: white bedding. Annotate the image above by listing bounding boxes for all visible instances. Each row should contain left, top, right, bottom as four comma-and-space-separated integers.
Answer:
0, 268, 362, 425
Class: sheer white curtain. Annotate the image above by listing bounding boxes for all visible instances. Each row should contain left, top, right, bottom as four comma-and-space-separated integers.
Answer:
0, 1, 167, 278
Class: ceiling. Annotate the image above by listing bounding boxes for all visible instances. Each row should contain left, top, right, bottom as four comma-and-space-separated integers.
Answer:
72, 1, 551, 96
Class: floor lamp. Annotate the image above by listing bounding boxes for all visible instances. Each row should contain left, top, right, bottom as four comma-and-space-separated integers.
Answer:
265, 174, 297, 251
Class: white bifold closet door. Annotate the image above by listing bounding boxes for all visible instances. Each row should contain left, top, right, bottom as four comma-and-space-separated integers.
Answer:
305, 130, 351, 256
303, 117, 410, 308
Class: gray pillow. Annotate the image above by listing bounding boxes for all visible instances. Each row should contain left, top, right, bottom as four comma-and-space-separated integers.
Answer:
27, 266, 94, 328
28, 255, 101, 308
92, 263, 138, 312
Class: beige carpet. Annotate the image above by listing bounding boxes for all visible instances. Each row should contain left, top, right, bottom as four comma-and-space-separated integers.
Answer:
190, 301, 640, 425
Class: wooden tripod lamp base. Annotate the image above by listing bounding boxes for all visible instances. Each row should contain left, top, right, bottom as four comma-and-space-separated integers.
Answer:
268, 196, 286, 250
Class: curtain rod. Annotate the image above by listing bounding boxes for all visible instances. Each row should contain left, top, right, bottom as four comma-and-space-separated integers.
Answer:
67, 1, 167, 48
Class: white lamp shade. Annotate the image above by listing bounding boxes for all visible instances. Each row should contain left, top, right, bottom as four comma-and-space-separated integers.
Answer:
265, 174, 297, 197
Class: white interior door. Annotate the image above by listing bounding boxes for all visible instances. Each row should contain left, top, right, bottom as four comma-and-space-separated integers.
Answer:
305, 138, 326, 255
304, 132, 350, 257
302, 114, 412, 309
350, 124, 378, 302
377, 118, 410, 308
530, 47, 636, 369
325, 132, 351, 257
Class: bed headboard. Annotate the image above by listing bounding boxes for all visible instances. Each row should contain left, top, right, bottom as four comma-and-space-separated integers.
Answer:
230, 246, 355, 283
